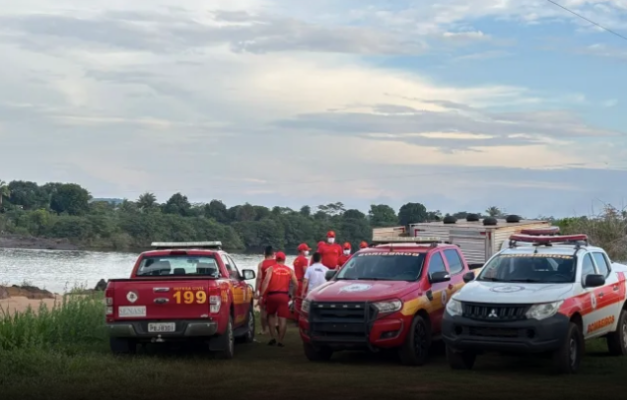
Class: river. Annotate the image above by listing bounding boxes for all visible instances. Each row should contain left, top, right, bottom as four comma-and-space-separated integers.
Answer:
0, 248, 294, 294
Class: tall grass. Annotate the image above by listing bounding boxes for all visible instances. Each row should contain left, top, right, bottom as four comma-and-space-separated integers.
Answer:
0, 290, 107, 353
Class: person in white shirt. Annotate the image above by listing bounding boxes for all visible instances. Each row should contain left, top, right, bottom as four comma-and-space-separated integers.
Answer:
302, 252, 329, 298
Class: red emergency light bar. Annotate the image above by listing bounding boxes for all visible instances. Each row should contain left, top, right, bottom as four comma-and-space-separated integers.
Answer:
509, 233, 588, 245
519, 226, 560, 236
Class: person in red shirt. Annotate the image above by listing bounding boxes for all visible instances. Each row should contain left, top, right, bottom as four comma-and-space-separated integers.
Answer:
254, 246, 275, 335
261, 251, 298, 347
311, 241, 325, 264
338, 242, 352, 267
292, 243, 310, 317
319, 230, 342, 269
360, 241, 368, 249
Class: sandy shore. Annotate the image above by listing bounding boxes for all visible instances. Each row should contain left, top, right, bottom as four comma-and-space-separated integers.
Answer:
0, 295, 65, 316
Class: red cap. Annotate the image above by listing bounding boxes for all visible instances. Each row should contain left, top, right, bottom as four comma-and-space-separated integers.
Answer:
275, 251, 286, 261
297, 243, 311, 252
343, 242, 351, 249
359, 241, 368, 248
327, 230, 335, 238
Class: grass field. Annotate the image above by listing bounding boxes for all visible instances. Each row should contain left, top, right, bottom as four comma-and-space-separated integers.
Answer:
1, 295, 627, 400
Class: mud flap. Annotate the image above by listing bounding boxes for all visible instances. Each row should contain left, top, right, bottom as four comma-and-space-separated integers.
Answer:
208, 333, 230, 352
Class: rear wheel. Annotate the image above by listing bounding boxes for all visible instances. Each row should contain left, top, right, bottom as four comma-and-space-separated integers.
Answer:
109, 337, 136, 355
551, 322, 583, 374
216, 316, 235, 359
240, 307, 256, 343
398, 315, 431, 366
446, 345, 476, 370
607, 309, 627, 356
303, 342, 333, 362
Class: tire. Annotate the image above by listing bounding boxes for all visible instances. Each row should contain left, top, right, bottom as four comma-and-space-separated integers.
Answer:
446, 345, 476, 370
398, 315, 432, 366
551, 322, 583, 374
109, 337, 136, 355
303, 342, 333, 362
607, 309, 627, 356
241, 307, 256, 343
216, 316, 235, 360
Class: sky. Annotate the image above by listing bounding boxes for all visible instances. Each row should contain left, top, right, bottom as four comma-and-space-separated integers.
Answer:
1, 0, 627, 218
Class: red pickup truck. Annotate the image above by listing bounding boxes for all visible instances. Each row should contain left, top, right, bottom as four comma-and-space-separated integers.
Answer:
105, 241, 256, 359
299, 237, 477, 365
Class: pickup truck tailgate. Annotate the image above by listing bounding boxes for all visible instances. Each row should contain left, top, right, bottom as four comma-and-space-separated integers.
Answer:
111, 279, 217, 320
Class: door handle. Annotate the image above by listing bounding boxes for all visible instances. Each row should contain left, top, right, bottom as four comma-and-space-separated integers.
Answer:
448, 284, 454, 290
154, 298, 169, 304
598, 292, 604, 298
613, 285, 619, 292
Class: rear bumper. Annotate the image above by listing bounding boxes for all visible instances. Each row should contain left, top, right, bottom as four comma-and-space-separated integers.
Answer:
108, 320, 219, 339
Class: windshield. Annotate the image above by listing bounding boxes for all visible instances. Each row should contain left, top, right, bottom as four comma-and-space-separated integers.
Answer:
136, 255, 221, 277
335, 251, 426, 281
477, 253, 576, 283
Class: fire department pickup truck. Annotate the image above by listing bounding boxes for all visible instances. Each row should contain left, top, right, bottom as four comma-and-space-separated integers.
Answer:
299, 237, 476, 366
105, 241, 256, 359
442, 230, 627, 374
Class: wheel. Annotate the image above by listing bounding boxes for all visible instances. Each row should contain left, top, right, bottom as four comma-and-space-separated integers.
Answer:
216, 316, 235, 359
240, 307, 255, 343
607, 309, 627, 356
446, 345, 476, 370
109, 337, 136, 355
303, 342, 333, 362
398, 315, 432, 366
551, 322, 583, 374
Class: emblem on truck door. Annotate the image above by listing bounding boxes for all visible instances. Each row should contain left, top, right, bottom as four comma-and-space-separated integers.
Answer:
488, 309, 498, 318
127, 291, 138, 303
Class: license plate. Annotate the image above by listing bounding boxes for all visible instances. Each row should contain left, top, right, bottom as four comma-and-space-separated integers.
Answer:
148, 322, 176, 333
118, 306, 146, 318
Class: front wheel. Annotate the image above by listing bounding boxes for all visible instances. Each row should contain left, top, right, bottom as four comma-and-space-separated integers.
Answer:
607, 309, 627, 356
446, 345, 476, 370
216, 316, 235, 359
303, 342, 333, 362
551, 322, 583, 374
398, 315, 431, 366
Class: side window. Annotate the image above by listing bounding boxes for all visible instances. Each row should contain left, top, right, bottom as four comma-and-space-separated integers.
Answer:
581, 254, 597, 277
591, 252, 610, 277
443, 249, 464, 275
427, 252, 446, 277
225, 255, 241, 279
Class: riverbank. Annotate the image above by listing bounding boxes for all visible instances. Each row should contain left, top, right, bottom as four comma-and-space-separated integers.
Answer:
0, 234, 79, 250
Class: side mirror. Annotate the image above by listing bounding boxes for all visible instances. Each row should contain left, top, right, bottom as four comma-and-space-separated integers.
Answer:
325, 270, 337, 281
583, 274, 605, 287
241, 269, 256, 280
429, 271, 451, 284
462, 271, 475, 283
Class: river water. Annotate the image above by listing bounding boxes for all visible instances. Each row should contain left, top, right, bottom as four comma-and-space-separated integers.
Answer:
0, 248, 293, 294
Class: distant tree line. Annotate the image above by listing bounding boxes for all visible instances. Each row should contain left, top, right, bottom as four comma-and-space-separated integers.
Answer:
0, 178, 540, 253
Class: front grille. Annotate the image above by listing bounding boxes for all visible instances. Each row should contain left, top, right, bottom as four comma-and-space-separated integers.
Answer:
309, 301, 375, 342
462, 302, 530, 322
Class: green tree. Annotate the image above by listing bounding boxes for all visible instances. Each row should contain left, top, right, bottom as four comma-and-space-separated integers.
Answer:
163, 193, 191, 216
50, 184, 91, 215
6, 181, 48, 210
485, 206, 504, 217
0, 180, 10, 209
368, 204, 398, 227
204, 200, 229, 223
398, 202, 428, 226
136, 192, 158, 212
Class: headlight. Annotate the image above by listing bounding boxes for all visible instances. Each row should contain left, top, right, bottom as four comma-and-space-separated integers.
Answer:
525, 301, 563, 320
373, 299, 402, 313
302, 299, 310, 314
445, 299, 463, 317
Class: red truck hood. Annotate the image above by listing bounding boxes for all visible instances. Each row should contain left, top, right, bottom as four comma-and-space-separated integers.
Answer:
308, 280, 416, 302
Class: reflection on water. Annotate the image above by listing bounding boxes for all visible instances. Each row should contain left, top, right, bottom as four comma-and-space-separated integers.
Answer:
0, 248, 296, 294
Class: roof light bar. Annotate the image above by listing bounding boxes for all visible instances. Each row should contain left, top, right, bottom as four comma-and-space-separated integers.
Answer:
150, 241, 223, 250
519, 226, 560, 236
372, 236, 442, 243
508, 234, 588, 247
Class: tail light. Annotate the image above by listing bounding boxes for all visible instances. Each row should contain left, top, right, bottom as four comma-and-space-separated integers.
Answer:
209, 291, 221, 313
105, 285, 114, 316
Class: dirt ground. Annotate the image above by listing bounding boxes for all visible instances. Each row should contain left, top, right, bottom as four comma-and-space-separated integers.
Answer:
0, 295, 65, 316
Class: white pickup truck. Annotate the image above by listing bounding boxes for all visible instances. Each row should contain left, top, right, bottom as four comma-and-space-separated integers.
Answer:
442, 231, 627, 374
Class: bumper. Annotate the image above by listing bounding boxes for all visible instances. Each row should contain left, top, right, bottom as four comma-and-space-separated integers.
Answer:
299, 314, 406, 349
108, 320, 219, 339
442, 312, 570, 353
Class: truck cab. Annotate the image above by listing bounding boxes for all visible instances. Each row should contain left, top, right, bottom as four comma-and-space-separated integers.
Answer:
299, 237, 473, 366
105, 241, 256, 359
442, 231, 627, 374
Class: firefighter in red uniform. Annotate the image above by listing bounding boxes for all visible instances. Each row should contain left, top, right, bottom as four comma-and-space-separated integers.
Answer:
261, 251, 298, 347
338, 242, 352, 267
319, 231, 342, 270
311, 241, 325, 264
360, 241, 368, 249
292, 243, 310, 318
254, 246, 275, 335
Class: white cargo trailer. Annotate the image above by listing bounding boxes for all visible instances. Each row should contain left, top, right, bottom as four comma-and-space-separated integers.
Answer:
372, 217, 550, 268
